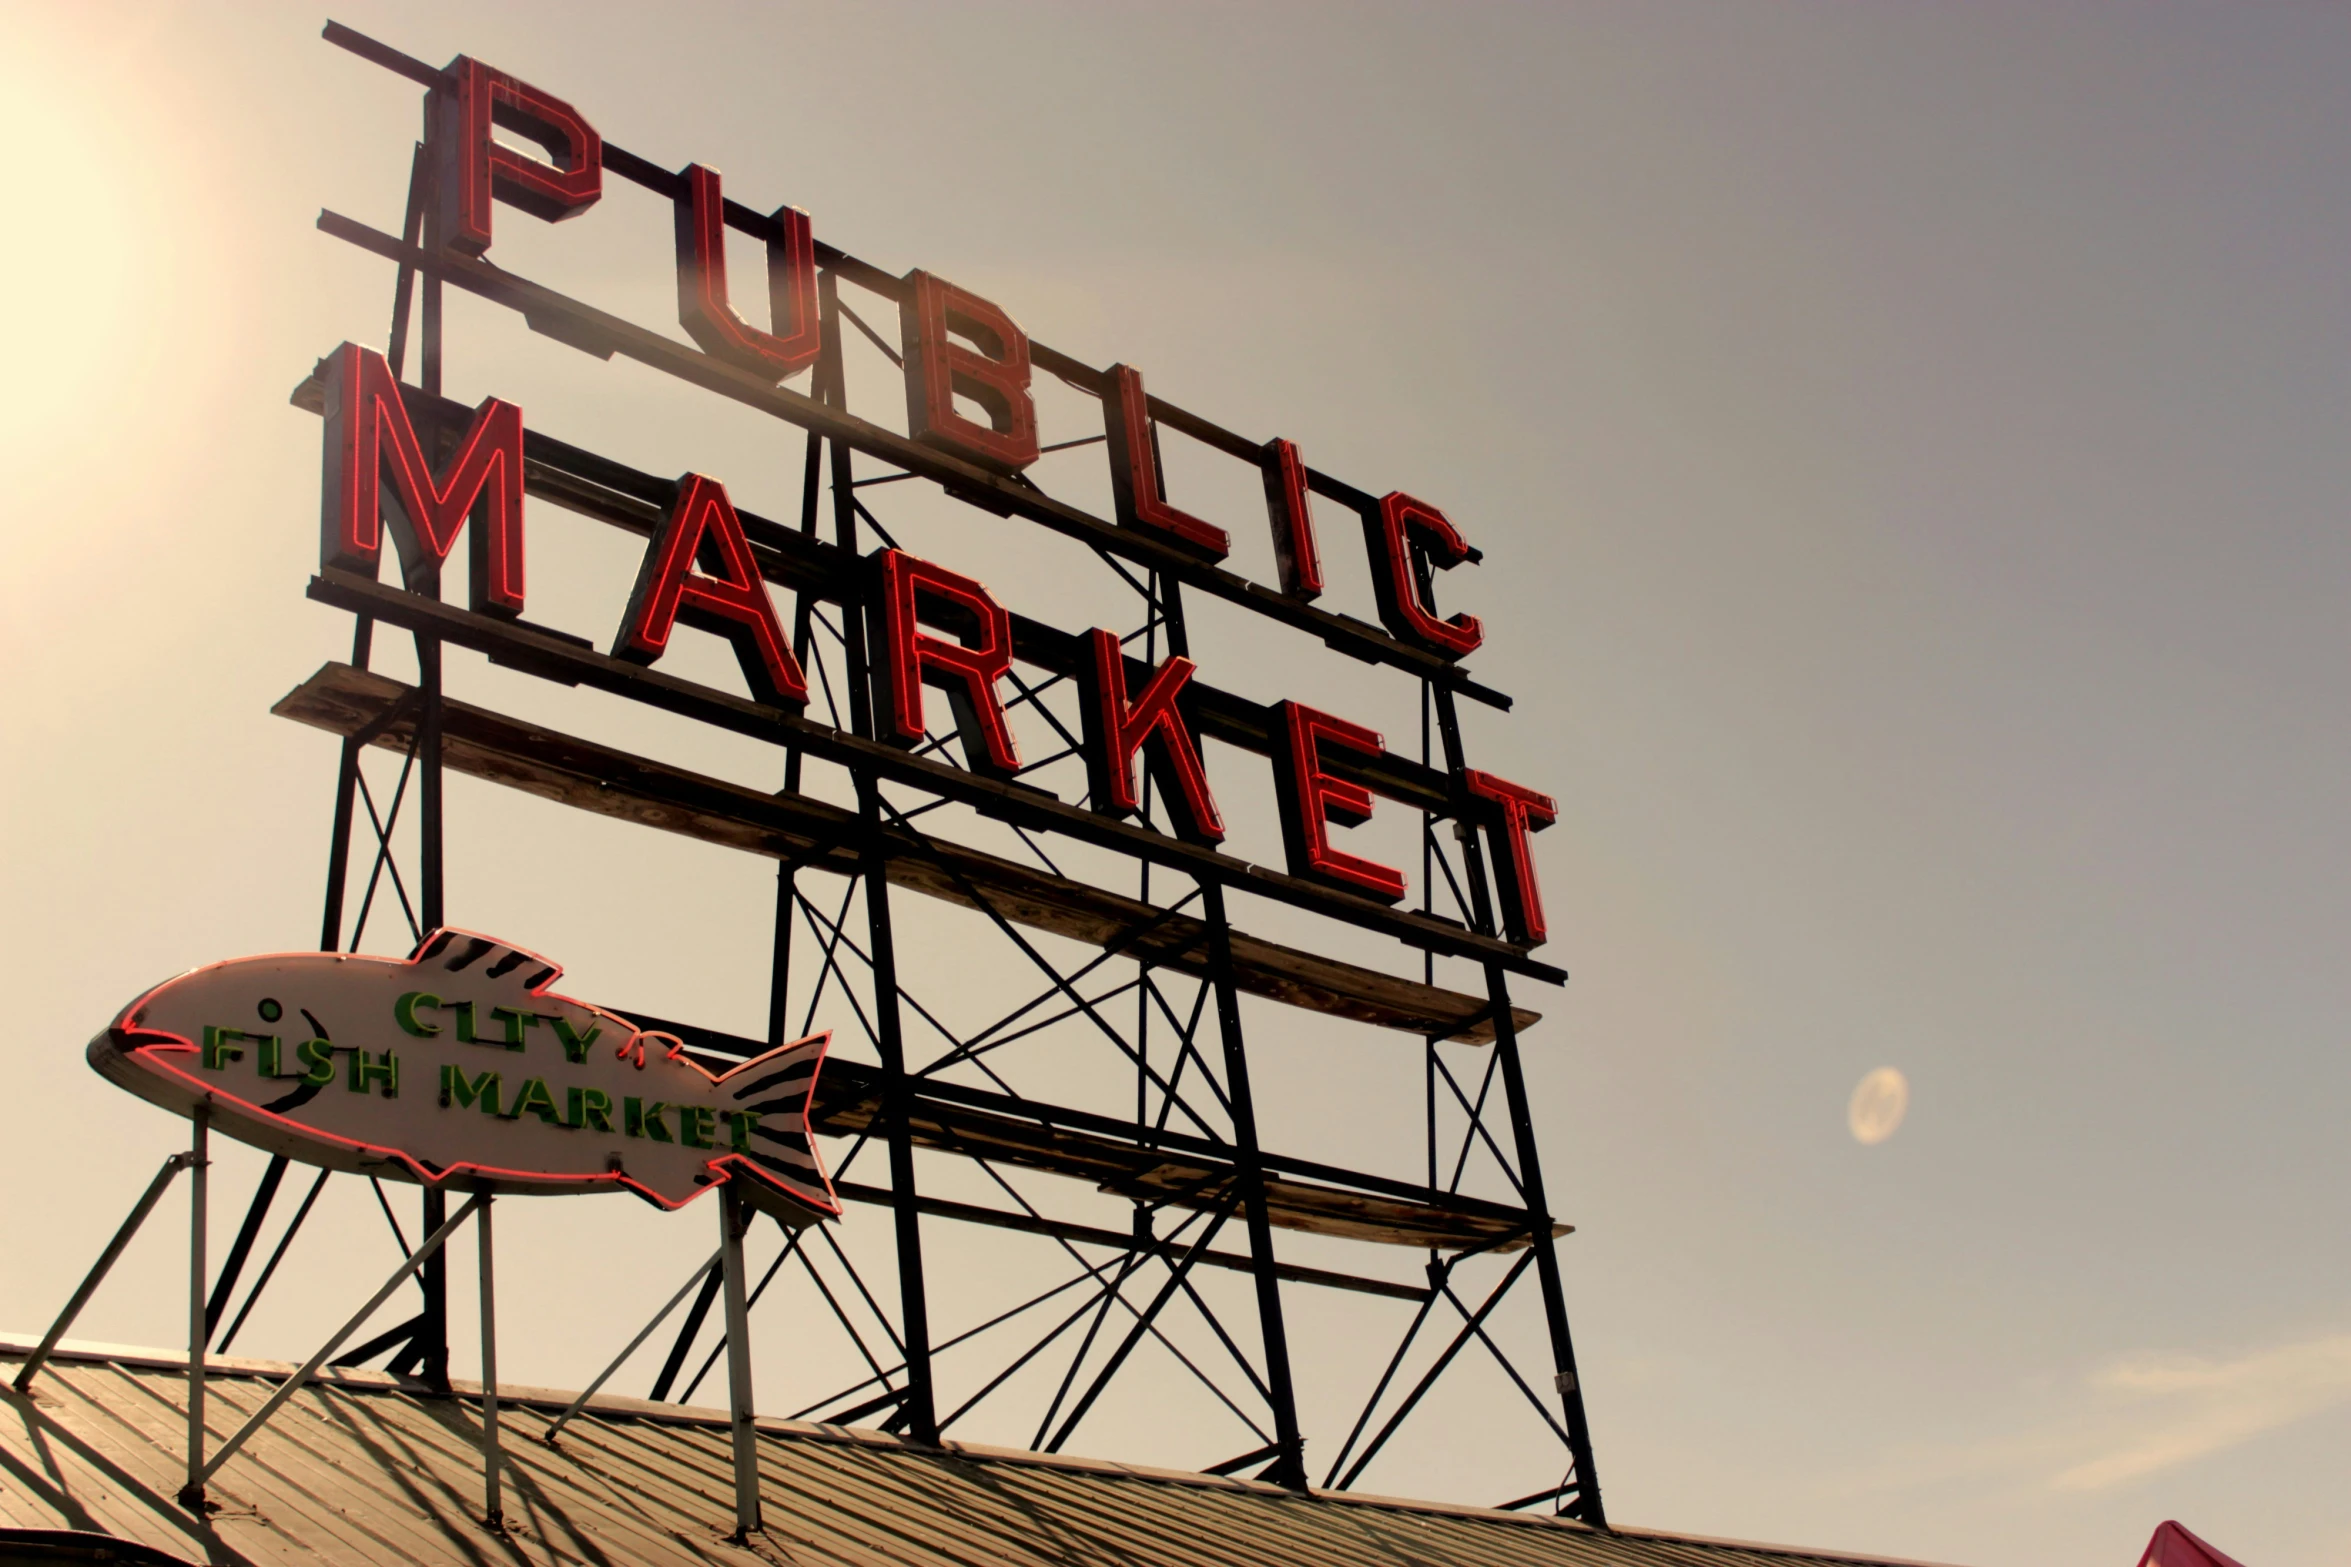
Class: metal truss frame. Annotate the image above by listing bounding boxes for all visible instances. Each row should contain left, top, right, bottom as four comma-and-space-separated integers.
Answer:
50, 21, 1608, 1530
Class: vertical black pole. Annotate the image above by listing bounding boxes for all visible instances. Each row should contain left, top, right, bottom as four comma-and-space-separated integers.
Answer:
1429, 681, 1604, 1525
412, 193, 451, 1396
319, 137, 424, 959
856, 794, 935, 1443
768, 331, 833, 1048
1157, 576, 1304, 1487
822, 274, 936, 1442
1198, 881, 1307, 1489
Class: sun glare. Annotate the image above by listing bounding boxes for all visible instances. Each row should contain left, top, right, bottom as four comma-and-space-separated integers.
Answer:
0, 22, 228, 608
0, 77, 149, 455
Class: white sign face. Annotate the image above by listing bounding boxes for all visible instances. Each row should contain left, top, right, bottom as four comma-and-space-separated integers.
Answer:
89, 929, 836, 1225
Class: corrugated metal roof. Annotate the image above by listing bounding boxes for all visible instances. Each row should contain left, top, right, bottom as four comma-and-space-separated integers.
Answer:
1, 1339, 1958, 1567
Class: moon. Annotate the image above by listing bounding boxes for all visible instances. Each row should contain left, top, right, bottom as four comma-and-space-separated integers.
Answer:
1847, 1067, 1909, 1145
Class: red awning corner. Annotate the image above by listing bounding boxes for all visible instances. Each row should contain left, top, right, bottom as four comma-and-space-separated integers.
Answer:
2138, 1520, 2247, 1567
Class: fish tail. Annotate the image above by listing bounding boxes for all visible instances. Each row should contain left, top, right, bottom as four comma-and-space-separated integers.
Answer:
724, 1034, 833, 1216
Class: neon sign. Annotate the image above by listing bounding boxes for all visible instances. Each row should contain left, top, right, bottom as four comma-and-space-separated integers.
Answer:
305, 49, 1559, 946
90, 929, 837, 1223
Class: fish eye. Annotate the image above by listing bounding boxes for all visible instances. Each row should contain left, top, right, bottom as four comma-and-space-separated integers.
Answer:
258, 998, 283, 1023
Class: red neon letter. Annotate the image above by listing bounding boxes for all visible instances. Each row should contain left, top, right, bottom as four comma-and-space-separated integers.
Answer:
1103, 365, 1229, 559
674, 164, 821, 381
615, 474, 806, 707
1464, 769, 1557, 946
876, 550, 1020, 775
1261, 437, 1322, 599
1365, 491, 1484, 659
432, 56, 602, 256
320, 342, 525, 615
1079, 629, 1225, 844
1271, 702, 1405, 903
900, 272, 1038, 474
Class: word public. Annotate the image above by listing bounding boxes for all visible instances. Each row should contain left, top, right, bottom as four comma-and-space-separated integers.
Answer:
329, 55, 1559, 945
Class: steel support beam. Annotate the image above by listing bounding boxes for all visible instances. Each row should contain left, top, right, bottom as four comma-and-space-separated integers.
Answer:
1431, 678, 1605, 1526
194, 1195, 483, 1494
14, 1153, 195, 1394
180, 1107, 208, 1511
719, 1186, 762, 1537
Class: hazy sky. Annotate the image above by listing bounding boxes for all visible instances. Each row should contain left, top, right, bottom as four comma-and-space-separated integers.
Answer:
4, 5, 2347, 1566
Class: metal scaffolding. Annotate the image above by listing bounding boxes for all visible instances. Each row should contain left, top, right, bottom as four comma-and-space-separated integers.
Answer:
30, 20, 1606, 1531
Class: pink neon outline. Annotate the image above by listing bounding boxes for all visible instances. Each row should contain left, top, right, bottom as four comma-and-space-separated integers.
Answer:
103, 928, 838, 1219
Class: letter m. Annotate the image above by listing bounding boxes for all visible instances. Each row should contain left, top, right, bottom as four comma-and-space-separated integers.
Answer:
320, 341, 527, 615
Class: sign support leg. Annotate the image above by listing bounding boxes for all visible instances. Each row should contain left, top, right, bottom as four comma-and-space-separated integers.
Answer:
477, 1192, 503, 1529
1481, 970, 1604, 1525
196, 1195, 482, 1492
819, 326, 938, 1448
719, 1186, 762, 1538
14, 1153, 194, 1394
1199, 882, 1307, 1490
416, 628, 449, 1393
857, 819, 939, 1444
412, 208, 452, 1398
179, 1105, 210, 1512
1429, 679, 1606, 1526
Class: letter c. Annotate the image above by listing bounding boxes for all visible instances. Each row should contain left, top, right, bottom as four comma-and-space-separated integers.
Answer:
395, 991, 444, 1038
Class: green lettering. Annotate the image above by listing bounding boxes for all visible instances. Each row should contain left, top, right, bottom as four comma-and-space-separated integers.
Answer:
257, 1035, 285, 1077
506, 1077, 561, 1125
297, 1038, 336, 1086
349, 1048, 399, 1098
624, 1097, 673, 1143
550, 1016, 602, 1065
450, 1000, 480, 1044
567, 1086, 614, 1133
487, 1006, 541, 1050
439, 1065, 502, 1113
393, 991, 442, 1038
723, 1110, 757, 1152
677, 1105, 715, 1149
200, 1026, 248, 1072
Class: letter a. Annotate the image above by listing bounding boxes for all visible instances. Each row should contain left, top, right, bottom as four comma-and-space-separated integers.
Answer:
615, 474, 806, 707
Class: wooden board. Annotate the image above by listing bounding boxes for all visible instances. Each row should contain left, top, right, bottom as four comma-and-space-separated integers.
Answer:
275, 662, 1538, 1046
297, 572, 1565, 986
639, 1012, 1560, 1254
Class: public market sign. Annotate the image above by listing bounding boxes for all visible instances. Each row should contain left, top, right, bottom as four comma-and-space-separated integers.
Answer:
90, 930, 837, 1223
315, 50, 1561, 947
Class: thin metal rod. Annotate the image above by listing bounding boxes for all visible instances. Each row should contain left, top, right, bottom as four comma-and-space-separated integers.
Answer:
196, 1193, 483, 1489
647, 1261, 724, 1403
14, 1153, 193, 1394
677, 1226, 803, 1407
328, 1311, 424, 1370
1045, 1201, 1234, 1453
180, 1107, 209, 1510
477, 1193, 502, 1528
720, 1187, 761, 1538
216, 1167, 330, 1355
1335, 1250, 1535, 1492
1322, 1275, 1443, 1488
1199, 878, 1306, 1489
204, 1156, 287, 1345
546, 1249, 722, 1440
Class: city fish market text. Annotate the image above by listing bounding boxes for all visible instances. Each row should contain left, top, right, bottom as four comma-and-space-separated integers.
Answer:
90, 930, 837, 1225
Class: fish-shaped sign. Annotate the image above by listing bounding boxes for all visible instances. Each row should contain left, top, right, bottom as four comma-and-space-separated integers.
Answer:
88, 929, 837, 1225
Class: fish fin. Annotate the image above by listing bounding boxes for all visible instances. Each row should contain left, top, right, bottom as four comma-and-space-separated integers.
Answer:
409, 928, 562, 992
